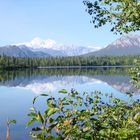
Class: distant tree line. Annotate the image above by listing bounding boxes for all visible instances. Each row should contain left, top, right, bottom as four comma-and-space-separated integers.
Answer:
0, 55, 139, 69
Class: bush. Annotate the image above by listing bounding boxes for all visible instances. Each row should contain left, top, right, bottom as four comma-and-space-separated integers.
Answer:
131, 60, 140, 89
27, 89, 140, 140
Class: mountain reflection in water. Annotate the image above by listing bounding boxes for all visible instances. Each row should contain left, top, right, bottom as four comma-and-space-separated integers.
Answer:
0, 67, 139, 94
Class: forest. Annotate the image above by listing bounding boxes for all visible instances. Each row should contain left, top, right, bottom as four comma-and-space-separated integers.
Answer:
0, 55, 139, 69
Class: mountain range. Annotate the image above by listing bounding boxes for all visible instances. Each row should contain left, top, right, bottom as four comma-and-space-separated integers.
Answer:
87, 35, 140, 56
0, 45, 50, 57
0, 35, 140, 57
0, 37, 100, 57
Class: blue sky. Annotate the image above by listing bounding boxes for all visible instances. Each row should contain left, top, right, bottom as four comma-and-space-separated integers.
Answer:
0, 0, 140, 48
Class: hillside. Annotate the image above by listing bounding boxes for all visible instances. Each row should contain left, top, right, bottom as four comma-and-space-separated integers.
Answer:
86, 35, 140, 56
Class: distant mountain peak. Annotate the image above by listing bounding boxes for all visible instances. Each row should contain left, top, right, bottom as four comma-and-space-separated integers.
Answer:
16, 37, 101, 56
18, 37, 57, 49
108, 34, 140, 49
0, 45, 50, 58
86, 34, 140, 56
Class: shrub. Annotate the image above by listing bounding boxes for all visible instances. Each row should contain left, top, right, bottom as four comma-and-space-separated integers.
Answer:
27, 89, 140, 140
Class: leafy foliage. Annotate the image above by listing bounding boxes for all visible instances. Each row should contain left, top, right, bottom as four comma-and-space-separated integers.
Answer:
131, 59, 140, 89
27, 90, 140, 140
83, 0, 140, 34
7, 119, 16, 125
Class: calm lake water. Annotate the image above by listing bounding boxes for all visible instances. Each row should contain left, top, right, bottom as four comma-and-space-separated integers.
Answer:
0, 67, 139, 139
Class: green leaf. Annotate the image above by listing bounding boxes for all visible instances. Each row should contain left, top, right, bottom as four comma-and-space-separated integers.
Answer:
8, 119, 16, 125
85, 133, 92, 138
28, 112, 37, 117
32, 94, 48, 104
49, 118, 54, 123
46, 136, 55, 140
37, 111, 44, 123
26, 118, 36, 127
59, 89, 68, 94
40, 93, 48, 97
32, 96, 39, 104
134, 113, 140, 123
47, 108, 60, 117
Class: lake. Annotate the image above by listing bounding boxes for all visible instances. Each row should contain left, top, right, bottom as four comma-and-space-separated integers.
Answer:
0, 67, 139, 139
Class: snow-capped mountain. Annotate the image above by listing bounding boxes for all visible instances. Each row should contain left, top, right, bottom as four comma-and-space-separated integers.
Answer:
106, 34, 140, 49
86, 35, 140, 56
17, 37, 101, 56
0, 37, 100, 57
30, 45, 98, 56
1, 35, 140, 57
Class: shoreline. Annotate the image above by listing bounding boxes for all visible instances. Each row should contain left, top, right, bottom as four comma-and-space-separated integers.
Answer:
0, 65, 133, 70
37, 65, 133, 69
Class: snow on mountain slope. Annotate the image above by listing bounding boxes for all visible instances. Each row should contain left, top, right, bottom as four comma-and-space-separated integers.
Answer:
22, 37, 57, 49
86, 35, 140, 56
17, 37, 101, 56
1, 35, 140, 57
107, 34, 140, 49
